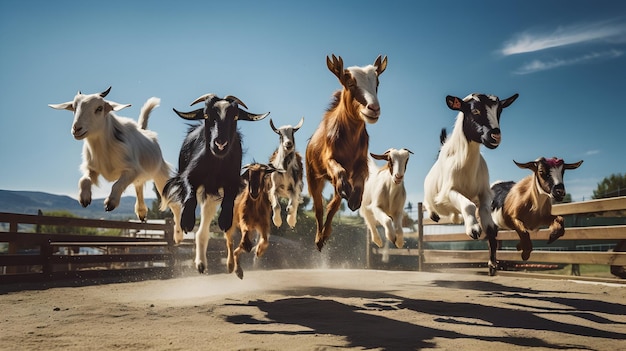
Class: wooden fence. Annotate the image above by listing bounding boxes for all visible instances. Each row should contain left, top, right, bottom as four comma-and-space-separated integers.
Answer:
368, 196, 626, 278
0, 212, 195, 285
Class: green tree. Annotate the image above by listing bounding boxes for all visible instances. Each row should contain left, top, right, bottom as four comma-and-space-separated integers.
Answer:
592, 173, 626, 199
40, 210, 97, 235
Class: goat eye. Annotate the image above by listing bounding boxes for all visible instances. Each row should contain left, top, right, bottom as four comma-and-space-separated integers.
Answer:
471, 109, 481, 115
96, 106, 103, 113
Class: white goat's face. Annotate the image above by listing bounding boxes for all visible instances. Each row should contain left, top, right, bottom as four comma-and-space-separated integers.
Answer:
70, 94, 109, 140
515, 157, 583, 202
372, 148, 413, 185
48, 87, 130, 140
327, 55, 388, 124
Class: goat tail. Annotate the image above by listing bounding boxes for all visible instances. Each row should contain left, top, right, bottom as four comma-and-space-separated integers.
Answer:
161, 176, 184, 212
138, 97, 161, 130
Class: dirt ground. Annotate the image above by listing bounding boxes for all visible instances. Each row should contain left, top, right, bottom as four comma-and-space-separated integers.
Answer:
1, 269, 625, 351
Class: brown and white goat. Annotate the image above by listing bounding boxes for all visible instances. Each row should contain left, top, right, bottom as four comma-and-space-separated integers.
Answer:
489, 157, 583, 275
268, 117, 304, 229
305, 54, 388, 251
360, 148, 413, 248
225, 163, 279, 279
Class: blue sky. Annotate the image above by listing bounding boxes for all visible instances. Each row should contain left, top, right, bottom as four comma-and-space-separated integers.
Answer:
1, 0, 625, 218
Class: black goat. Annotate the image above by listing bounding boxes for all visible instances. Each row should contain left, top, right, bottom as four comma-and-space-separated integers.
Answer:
162, 93, 269, 273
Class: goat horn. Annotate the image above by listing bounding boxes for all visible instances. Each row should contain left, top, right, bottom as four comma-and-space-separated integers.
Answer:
190, 93, 218, 106
293, 117, 304, 131
403, 148, 414, 154
269, 119, 279, 134
223, 95, 248, 110
100, 86, 112, 98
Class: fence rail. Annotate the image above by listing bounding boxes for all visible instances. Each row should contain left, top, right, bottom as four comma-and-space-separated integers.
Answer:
367, 196, 626, 278
0, 212, 195, 285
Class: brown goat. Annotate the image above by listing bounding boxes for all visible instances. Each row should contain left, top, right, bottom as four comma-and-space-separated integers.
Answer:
489, 157, 583, 275
305, 54, 388, 251
225, 163, 279, 279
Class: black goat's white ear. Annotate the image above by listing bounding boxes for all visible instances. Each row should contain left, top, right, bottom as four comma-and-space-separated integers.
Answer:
173, 108, 205, 120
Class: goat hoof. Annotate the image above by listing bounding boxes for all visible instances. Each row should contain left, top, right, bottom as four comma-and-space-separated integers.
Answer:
197, 262, 206, 274
315, 240, 325, 252
547, 232, 563, 244
489, 265, 497, 276
430, 213, 440, 222
235, 267, 244, 280
521, 250, 532, 261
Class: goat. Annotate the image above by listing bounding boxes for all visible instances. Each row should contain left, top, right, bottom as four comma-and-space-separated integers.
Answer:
423, 93, 519, 241
305, 54, 388, 251
161, 93, 269, 273
48, 87, 183, 239
268, 117, 304, 228
360, 148, 413, 249
225, 163, 279, 279
488, 157, 583, 275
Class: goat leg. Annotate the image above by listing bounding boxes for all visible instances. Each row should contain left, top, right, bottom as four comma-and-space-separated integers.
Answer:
547, 215, 565, 244
181, 196, 197, 232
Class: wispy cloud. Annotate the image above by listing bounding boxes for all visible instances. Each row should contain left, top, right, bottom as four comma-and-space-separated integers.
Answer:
513, 49, 623, 75
501, 21, 626, 56
584, 149, 601, 156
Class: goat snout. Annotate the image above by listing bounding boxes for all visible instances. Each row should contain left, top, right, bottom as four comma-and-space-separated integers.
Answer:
72, 126, 87, 139
283, 140, 293, 150
394, 174, 403, 185
552, 184, 566, 201
215, 140, 228, 151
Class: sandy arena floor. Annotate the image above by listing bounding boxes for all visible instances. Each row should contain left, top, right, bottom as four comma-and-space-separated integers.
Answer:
1, 269, 625, 350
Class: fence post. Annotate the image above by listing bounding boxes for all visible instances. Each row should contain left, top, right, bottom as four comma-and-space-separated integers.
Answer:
165, 218, 176, 278
418, 202, 424, 272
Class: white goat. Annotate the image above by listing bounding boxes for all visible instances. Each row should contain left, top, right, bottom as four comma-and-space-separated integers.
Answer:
423, 93, 518, 240
360, 148, 413, 249
268, 117, 304, 229
49, 87, 182, 239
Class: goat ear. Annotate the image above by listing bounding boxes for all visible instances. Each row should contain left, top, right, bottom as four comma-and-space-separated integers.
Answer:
564, 160, 583, 170
375, 55, 388, 75
173, 108, 205, 120
370, 152, 388, 161
326, 54, 344, 81
500, 93, 519, 109
48, 101, 75, 112
106, 101, 131, 112
446, 95, 464, 111
514, 160, 538, 172
239, 110, 270, 122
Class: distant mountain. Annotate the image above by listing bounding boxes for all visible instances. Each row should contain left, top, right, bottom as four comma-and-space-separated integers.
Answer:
0, 190, 155, 220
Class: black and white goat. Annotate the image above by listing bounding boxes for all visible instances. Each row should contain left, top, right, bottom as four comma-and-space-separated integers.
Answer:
49, 87, 183, 239
360, 148, 413, 248
268, 117, 304, 228
225, 163, 279, 279
423, 93, 519, 240
161, 93, 269, 273
488, 157, 583, 275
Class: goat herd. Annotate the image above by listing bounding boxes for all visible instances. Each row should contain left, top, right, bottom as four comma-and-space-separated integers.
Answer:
49, 54, 583, 278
